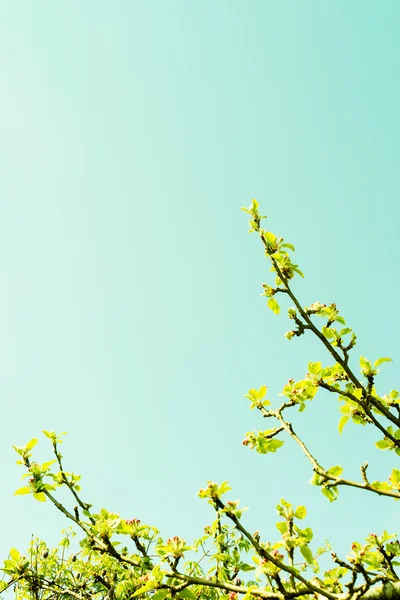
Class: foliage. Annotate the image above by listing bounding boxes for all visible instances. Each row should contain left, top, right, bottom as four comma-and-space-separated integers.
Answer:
1, 200, 399, 600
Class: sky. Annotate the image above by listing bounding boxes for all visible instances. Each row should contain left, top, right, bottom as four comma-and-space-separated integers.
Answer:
0, 0, 399, 573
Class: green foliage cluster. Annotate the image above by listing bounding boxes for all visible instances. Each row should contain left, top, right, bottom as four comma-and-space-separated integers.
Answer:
1, 201, 399, 600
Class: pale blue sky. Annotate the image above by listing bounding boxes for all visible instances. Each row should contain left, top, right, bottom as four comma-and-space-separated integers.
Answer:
0, 1, 399, 566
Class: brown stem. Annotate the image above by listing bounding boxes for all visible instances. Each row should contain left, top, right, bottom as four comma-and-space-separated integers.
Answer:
211, 496, 337, 600
53, 442, 96, 524
265, 246, 400, 431
258, 406, 400, 500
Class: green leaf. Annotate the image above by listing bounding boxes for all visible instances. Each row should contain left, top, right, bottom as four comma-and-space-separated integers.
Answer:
258, 385, 267, 399
281, 243, 295, 251
9, 548, 21, 562
132, 581, 157, 597
308, 361, 322, 375
375, 439, 390, 450
247, 389, 259, 401
251, 198, 259, 210
321, 486, 338, 502
276, 521, 287, 535
340, 328, 352, 336
360, 355, 373, 374
300, 546, 313, 564
268, 439, 284, 452
43, 484, 56, 491
176, 589, 197, 600
327, 465, 343, 477
374, 357, 392, 368
338, 415, 350, 435
14, 487, 31, 496
294, 506, 306, 520
268, 297, 280, 315
322, 327, 334, 339
263, 231, 276, 244
390, 468, 400, 485
33, 492, 46, 502
242, 586, 259, 600
42, 460, 56, 471
239, 563, 255, 572
372, 480, 392, 491
3, 560, 17, 573
25, 438, 38, 451
335, 316, 346, 325
301, 527, 313, 542
249, 220, 259, 231
217, 481, 232, 496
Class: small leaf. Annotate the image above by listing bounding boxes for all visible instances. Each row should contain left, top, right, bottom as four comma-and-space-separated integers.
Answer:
42, 460, 56, 471
132, 581, 157, 597
43, 484, 56, 491
359, 356, 373, 374
294, 506, 307, 520
242, 586, 259, 600
374, 357, 392, 368
239, 563, 255, 572
251, 198, 259, 210
335, 316, 346, 325
3, 560, 17, 573
276, 521, 287, 535
14, 487, 31, 496
25, 438, 38, 451
300, 546, 313, 564
308, 361, 322, 375
338, 415, 350, 435
293, 267, 304, 278
217, 481, 232, 496
263, 231, 276, 244
249, 220, 259, 231
322, 327, 334, 339
321, 486, 338, 502
327, 465, 343, 477
258, 385, 267, 399
375, 439, 390, 450
340, 328, 352, 336
33, 492, 46, 502
268, 297, 280, 315
281, 243, 295, 252
247, 389, 259, 400
9, 548, 21, 562
268, 439, 284, 452
390, 468, 400, 485
177, 590, 196, 600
